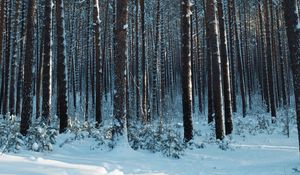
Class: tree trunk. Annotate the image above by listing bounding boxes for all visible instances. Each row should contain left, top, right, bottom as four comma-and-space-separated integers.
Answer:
20, 0, 36, 135
56, 0, 69, 133
264, 0, 276, 120
41, 0, 52, 124
114, 0, 128, 134
10, 0, 21, 115
140, 0, 148, 123
151, 0, 160, 119
282, 0, 300, 152
227, 0, 237, 113
181, 0, 193, 142
217, 0, 233, 135
206, 0, 226, 140
94, 0, 102, 126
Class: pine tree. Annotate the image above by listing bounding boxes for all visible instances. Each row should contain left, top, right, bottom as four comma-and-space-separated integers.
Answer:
41, 0, 52, 124
140, 0, 149, 123
264, 0, 276, 120
94, 0, 102, 126
0, 1, 4, 111
206, 0, 226, 140
217, 0, 233, 135
20, 0, 36, 135
114, 0, 128, 134
282, 0, 300, 152
10, 0, 21, 115
181, 0, 193, 142
151, 0, 160, 119
56, 0, 69, 133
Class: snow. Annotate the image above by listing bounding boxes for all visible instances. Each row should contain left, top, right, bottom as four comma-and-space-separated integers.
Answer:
32, 142, 39, 151
0, 122, 299, 175
1, 96, 299, 175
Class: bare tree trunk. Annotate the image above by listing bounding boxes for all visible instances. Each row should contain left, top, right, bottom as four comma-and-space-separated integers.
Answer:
3, 0, 12, 116
41, 0, 52, 124
140, 0, 148, 123
0, 0, 5, 115
181, 0, 193, 142
16, 0, 26, 116
228, 0, 237, 113
206, 0, 225, 140
217, 0, 233, 135
264, 0, 276, 120
94, 0, 102, 126
151, 0, 160, 119
114, 0, 128, 134
10, 0, 21, 115
20, 0, 36, 135
56, 0, 69, 133
237, 7, 246, 117
282, 0, 300, 152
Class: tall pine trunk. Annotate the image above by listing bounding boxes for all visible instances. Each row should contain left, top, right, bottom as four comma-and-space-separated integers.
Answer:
181, 0, 193, 142
206, 0, 226, 140
264, 0, 276, 120
56, 0, 69, 133
20, 0, 36, 135
282, 0, 300, 152
114, 0, 128, 134
41, 0, 52, 124
217, 0, 233, 135
94, 0, 102, 126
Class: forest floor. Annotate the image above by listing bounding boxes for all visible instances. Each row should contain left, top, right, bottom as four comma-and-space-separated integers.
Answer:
0, 110, 300, 175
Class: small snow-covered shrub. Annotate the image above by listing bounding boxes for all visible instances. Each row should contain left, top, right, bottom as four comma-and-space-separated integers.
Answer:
203, 123, 217, 144
59, 119, 116, 150
0, 115, 24, 153
129, 124, 185, 158
139, 127, 162, 153
217, 137, 234, 151
67, 119, 89, 140
89, 126, 116, 150
128, 125, 161, 152
234, 114, 275, 136
26, 122, 58, 152
185, 141, 206, 150
160, 129, 185, 159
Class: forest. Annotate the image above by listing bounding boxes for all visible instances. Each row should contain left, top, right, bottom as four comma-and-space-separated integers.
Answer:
0, 0, 300, 174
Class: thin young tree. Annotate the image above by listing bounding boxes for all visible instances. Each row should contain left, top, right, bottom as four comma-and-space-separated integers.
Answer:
140, 0, 148, 123
94, 0, 102, 126
0, 0, 5, 115
264, 0, 276, 120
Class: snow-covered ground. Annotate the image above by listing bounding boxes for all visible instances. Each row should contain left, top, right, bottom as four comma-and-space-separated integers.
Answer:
1, 119, 299, 175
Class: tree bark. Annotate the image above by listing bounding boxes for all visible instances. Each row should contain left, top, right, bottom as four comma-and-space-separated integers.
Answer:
282, 0, 300, 152
181, 0, 193, 142
206, 0, 226, 140
41, 0, 52, 124
20, 0, 36, 135
114, 0, 128, 134
56, 0, 69, 133
94, 0, 102, 126
217, 0, 233, 135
